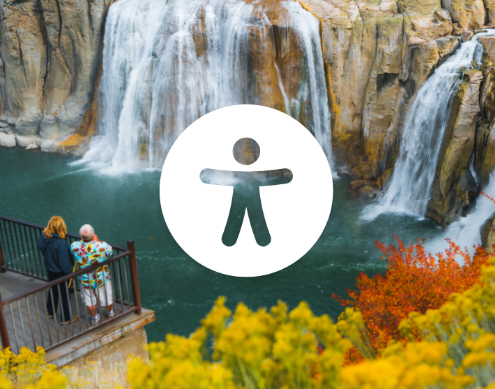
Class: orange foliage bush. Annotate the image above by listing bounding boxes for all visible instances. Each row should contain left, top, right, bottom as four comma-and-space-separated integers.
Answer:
333, 236, 490, 362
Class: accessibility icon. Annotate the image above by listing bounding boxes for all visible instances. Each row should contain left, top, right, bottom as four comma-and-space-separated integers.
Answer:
200, 137, 293, 247
160, 105, 333, 277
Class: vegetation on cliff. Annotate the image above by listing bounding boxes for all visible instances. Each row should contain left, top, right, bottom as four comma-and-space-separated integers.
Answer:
333, 237, 490, 362
2, 236, 495, 388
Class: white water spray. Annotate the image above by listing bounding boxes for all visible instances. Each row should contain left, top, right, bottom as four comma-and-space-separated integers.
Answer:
426, 170, 495, 255
77, 0, 331, 173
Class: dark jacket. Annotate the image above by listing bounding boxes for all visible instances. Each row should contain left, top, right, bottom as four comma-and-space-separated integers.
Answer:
37, 233, 74, 275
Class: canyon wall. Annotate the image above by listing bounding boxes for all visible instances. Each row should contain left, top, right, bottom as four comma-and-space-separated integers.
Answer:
301, 0, 495, 232
0, 0, 112, 152
301, 0, 475, 190
425, 36, 495, 227
2, 0, 495, 235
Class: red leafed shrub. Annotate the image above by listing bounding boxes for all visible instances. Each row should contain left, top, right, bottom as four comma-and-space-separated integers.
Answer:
333, 236, 490, 362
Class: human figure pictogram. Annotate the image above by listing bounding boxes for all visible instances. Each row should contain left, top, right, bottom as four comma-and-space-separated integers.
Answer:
200, 138, 293, 247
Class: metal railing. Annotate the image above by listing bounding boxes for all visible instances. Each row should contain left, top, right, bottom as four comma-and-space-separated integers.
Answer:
0, 215, 142, 354
0, 215, 127, 280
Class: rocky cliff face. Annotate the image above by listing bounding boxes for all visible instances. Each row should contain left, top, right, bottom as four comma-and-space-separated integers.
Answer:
2, 0, 495, 236
481, 211, 495, 251
0, 0, 480, 158
301, 0, 495, 233
474, 36, 495, 186
424, 36, 495, 229
302, 0, 461, 185
426, 69, 482, 227
0, 0, 112, 152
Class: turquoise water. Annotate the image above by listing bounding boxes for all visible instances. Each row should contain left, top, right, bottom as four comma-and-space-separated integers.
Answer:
0, 147, 442, 341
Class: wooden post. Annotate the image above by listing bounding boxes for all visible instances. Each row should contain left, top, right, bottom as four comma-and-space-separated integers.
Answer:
127, 241, 142, 314
0, 293, 10, 350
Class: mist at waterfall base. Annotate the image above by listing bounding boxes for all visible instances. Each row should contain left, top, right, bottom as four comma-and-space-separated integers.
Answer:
425, 170, 495, 256
0, 147, 443, 340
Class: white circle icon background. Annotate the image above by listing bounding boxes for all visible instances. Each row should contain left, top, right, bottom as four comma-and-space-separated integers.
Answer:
160, 105, 333, 277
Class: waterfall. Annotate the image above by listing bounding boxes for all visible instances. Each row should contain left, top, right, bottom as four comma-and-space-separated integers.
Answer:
282, 1, 332, 160
426, 170, 495, 256
78, 0, 331, 172
362, 30, 495, 221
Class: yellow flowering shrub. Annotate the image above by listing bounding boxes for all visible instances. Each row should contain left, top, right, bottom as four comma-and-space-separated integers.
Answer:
399, 258, 495, 387
0, 347, 130, 389
339, 340, 475, 389
0, 347, 59, 388
128, 297, 352, 389
3, 260, 495, 388
0, 347, 51, 375
0, 376, 12, 389
23, 371, 67, 389
129, 265, 495, 389
336, 308, 376, 361
0, 347, 71, 389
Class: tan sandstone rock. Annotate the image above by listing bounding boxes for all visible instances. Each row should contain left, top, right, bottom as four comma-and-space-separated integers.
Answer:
474, 37, 495, 186
302, 0, 459, 183
479, 35, 495, 63
361, 15, 404, 177
442, 0, 485, 31
427, 69, 483, 227
474, 120, 495, 186
0, 0, 113, 143
485, 0, 495, 25
481, 212, 495, 252
347, 179, 381, 200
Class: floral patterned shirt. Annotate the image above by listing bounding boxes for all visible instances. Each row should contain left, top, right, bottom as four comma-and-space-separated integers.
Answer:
70, 240, 113, 289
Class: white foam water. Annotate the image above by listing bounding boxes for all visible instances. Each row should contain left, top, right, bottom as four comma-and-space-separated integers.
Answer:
426, 170, 495, 256
76, 0, 332, 173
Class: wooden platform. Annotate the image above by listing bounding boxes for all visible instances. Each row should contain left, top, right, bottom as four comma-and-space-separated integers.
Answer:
1, 271, 137, 354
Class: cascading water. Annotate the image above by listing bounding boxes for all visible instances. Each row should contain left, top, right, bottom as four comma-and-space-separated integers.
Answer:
78, 0, 331, 172
362, 30, 495, 221
426, 170, 495, 256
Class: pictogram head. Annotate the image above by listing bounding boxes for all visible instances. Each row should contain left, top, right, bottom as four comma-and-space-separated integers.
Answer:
233, 138, 260, 165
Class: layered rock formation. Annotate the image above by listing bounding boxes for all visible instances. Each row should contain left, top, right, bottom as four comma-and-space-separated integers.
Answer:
481, 211, 495, 251
302, 0, 461, 186
0, 0, 112, 151
474, 36, 495, 186
300, 0, 495, 232
420, 35, 495, 235
0, 0, 480, 159
426, 69, 482, 227
2, 0, 495, 237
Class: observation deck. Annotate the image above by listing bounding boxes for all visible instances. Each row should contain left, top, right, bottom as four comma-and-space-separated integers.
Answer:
0, 215, 155, 367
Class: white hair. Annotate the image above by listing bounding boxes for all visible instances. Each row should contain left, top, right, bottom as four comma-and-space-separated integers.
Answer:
80, 224, 94, 241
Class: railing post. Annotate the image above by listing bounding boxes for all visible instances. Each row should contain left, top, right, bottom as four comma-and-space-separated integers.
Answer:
0, 223, 5, 273
0, 293, 11, 350
127, 241, 142, 314
0, 240, 5, 273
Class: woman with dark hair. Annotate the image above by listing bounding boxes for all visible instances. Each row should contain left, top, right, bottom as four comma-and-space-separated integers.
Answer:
37, 216, 78, 324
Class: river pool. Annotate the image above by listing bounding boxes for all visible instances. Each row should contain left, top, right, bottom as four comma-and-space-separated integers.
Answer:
0, 147, 442, 342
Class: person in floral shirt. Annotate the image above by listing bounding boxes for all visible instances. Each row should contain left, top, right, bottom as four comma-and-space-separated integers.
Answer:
71, 224, 114, 325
